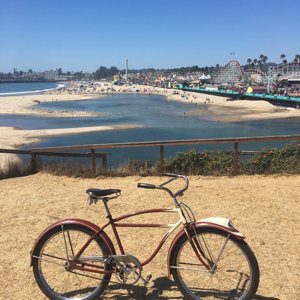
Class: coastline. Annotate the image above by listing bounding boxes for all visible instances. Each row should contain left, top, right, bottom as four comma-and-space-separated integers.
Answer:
1, 81, 300, 149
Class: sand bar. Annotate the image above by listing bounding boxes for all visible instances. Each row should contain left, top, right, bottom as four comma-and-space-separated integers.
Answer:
0, 124, 142, 149
0, 93, 104, 117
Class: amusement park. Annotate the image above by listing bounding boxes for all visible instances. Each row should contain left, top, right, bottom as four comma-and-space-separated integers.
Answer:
177, 54, 300, 108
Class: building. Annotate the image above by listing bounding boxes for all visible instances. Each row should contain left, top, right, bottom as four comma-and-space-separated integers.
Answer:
44, 70, 59, 80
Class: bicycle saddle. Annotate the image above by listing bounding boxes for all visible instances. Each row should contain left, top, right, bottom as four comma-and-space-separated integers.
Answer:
86, 188, 121, 198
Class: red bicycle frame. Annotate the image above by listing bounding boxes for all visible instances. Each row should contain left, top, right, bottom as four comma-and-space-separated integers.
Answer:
70, 207, 189, 274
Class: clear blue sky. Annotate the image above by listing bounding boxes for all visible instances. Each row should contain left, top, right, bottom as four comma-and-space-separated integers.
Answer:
1, 0, 299, 73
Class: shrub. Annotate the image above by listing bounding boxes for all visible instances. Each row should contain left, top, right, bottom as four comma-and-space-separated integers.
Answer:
164, 150, 235, 175
244, 143, 300, 174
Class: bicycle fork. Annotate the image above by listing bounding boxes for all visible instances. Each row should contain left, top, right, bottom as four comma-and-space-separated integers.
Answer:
186, 226, 230, 273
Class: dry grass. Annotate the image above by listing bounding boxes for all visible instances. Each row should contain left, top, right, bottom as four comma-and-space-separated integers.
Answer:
0, 173, 299, 299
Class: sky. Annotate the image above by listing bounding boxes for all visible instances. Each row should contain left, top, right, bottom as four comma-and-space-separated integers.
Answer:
0, 0, 300, 73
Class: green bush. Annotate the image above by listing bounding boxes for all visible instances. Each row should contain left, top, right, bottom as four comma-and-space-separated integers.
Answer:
164, 150, 235, 175
163, 143, 300, 176
18, 143, 300, 178
244, 143, 300, 174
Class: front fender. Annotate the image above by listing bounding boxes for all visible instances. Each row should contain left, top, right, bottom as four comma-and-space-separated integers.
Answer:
167, 217, 244, 277
30, 218, 116, 266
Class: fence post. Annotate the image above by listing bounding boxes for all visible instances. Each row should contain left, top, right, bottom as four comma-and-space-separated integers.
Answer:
91, 149, 96, 176
30, 153, 37, 173
102, 155, 107, 170
160, 145, 164, 172
233, 142, 239, 176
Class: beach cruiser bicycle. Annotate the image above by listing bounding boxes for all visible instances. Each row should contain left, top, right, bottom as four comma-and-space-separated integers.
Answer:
31, 173, 259, 299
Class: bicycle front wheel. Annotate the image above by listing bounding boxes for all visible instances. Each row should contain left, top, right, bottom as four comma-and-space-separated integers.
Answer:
170, 228, 259, 300
32, 224, 112, 300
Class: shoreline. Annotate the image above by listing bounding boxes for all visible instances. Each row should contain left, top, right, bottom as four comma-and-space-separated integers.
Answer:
1, 81, 300, 121
0, 124, 143, 149
1, 81, 300, 149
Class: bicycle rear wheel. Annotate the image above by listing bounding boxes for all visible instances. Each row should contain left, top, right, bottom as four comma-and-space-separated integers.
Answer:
32, 224, 112, 300
170, 228, 259, 300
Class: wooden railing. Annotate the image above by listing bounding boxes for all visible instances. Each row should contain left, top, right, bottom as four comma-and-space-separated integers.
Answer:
31, 135, 300, 175
0, 149, 109, 174
1, 135, 300, 176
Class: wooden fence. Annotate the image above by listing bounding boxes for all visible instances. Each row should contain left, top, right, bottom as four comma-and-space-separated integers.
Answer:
1, 134, 300, 176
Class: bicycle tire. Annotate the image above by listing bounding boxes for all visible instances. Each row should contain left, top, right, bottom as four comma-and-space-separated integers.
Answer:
32, 224, 112, 300
170, 227, 259, 300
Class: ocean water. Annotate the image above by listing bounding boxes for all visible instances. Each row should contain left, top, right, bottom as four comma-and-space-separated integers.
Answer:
0, 82, 60, 95
1, 93, 298, 165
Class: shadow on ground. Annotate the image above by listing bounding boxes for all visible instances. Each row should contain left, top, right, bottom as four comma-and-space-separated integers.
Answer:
105, 276, 280, 299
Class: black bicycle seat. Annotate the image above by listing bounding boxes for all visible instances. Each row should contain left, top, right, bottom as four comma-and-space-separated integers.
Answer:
86, 188, 121, 198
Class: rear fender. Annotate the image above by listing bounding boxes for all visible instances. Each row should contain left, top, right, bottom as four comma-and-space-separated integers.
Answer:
167, 217, 245, 277
30, 218, 116, 266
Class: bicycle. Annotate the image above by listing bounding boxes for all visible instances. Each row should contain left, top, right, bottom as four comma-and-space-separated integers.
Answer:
31, 173, 260, 299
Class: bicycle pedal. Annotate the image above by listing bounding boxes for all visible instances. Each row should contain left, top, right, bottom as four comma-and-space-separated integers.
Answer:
140, 274, 152, 286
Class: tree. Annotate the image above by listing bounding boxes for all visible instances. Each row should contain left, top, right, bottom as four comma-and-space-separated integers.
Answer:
73, 71, 85, 80
109, 66, 119, 77
253, 59, 258, 65
258, 55, 268, 71
294, 54, 300, 63
28, 69, 33, 74
259, 54, 265, 62
280, 54, 286, 64
95, 66, 108, 79
95, 66, 119, 79
247, 58, 252, 65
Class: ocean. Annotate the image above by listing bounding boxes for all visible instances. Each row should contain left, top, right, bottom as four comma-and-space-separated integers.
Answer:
0, 82, 61, 95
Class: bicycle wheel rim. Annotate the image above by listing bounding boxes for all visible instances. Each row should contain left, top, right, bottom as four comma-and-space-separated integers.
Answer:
174, 230, 254, 299
35, 226, 108, 300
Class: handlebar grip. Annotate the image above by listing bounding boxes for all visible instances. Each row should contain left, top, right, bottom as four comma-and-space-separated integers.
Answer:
137, 183, 157, 189
162, 173, 179, 178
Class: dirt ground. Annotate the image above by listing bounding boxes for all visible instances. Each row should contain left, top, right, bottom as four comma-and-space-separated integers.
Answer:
0, 173, 299, 300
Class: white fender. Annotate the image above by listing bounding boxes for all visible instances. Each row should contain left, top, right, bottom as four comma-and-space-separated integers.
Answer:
197, 217, 244, 238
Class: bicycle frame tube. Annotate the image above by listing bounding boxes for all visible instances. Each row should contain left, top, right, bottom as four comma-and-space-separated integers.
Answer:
71, 208, 185, 274
107, 208, 184, 266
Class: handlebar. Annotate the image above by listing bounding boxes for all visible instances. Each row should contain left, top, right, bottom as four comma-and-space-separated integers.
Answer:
137, 183, 156, 189
137, 173, 189, 199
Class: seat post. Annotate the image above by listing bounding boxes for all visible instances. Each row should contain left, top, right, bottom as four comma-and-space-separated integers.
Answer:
103, 199, 112, 219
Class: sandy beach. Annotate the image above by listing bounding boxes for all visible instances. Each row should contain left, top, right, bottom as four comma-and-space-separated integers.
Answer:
1, 81, 300, 149
0, 173, 299, 299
